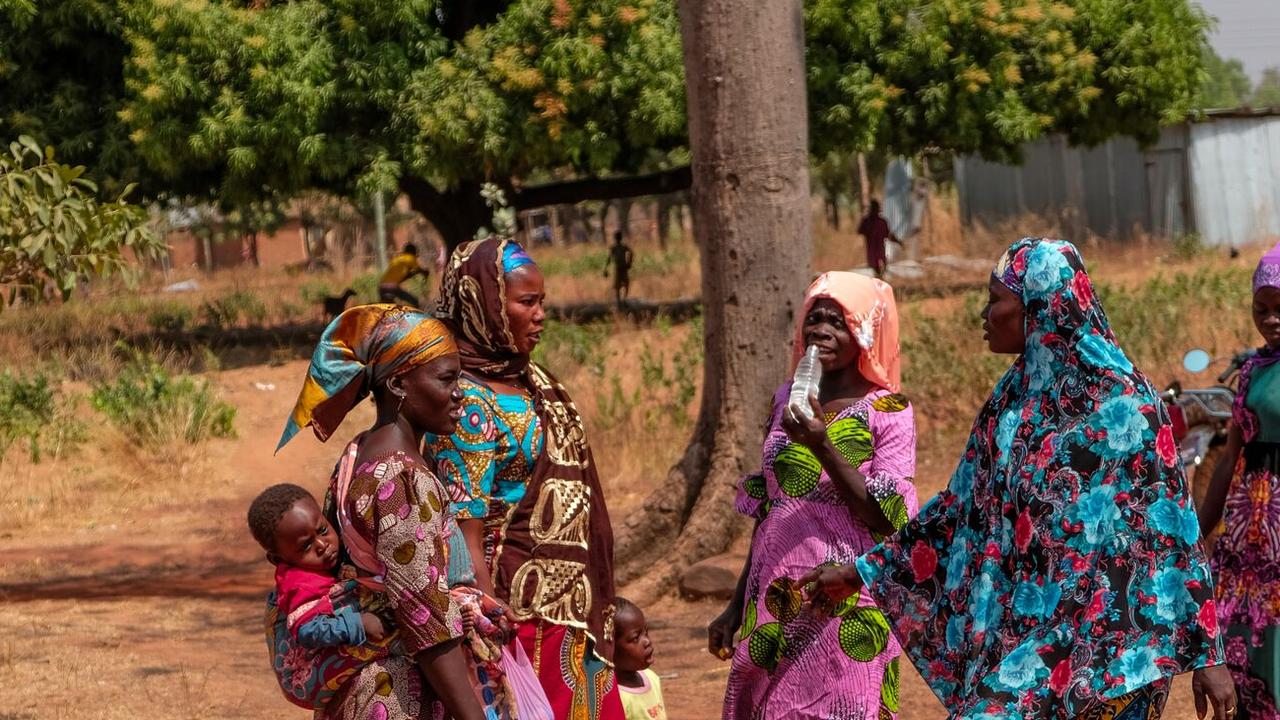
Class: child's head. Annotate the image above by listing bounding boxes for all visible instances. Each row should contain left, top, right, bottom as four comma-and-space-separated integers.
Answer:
613, 596, 654, 672
247, 483, 340, 571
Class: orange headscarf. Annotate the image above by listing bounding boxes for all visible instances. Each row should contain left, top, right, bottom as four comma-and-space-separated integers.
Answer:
790, 271, 901, 392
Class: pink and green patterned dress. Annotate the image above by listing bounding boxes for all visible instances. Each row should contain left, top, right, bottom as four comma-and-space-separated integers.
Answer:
723, 384, 918, 720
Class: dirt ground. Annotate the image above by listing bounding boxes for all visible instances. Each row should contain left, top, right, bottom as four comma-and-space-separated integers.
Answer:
0, 359, 1204, 719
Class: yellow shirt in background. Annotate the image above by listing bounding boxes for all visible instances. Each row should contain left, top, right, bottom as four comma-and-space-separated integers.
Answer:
619, 669, 667, 720
380, 253, 419, 285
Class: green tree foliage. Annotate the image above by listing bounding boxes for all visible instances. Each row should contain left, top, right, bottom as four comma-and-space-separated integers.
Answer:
0, 0, 150, 195
1198, 47, 1252, 109
0, 136, 162, 309
1253, 67, 1280, 108
118, 1, 684, 214
807, 0, 1210, 161
3, 0, 1214, 242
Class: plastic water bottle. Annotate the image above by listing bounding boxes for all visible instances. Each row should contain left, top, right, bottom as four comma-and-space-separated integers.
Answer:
789, 345, 821, 420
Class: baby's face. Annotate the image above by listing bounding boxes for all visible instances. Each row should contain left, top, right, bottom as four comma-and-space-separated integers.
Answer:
613, 607, 654, 672
273, 496, 341, 572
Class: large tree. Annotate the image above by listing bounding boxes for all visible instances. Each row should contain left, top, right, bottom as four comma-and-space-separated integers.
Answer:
116, 0, 687, 248
611, 0, 813, 599
4, 0, 1211, 247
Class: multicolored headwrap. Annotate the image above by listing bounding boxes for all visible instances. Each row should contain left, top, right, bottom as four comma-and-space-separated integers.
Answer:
1254, 241, 1280, 293
437, 237, 535, 380
277, 304, 457, 451
791, 271, 901, 392
1234, 242, 1280, 441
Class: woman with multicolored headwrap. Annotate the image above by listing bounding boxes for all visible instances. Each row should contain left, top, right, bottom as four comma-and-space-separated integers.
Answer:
427, 238, 624, 720
276, 304, 487, 720
707, 271, 919, 720
1198, 242, 1280, 720
803, 238, 1237, 719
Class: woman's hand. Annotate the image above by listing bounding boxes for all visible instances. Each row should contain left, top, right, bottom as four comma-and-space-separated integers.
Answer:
483, 595, 518, 645
361, 613, 388, 642
781, 393, 828, 451
707, 604, 742, 661
799, 564, 862, 615
1192, 665, 1237, 720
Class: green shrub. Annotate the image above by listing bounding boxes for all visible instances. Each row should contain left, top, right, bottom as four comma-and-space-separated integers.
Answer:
350, 273, 381, 305
147, 302, 195, 332
89, 351, 236, 447
277, 300, 309, 324
537, 249, 609, 278
0, 371, 85, 464
202, 290, 268, 328
1173, 233, 1205, 261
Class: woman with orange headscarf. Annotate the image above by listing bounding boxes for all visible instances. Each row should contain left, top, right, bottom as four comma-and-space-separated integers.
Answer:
707, 272, 919, 719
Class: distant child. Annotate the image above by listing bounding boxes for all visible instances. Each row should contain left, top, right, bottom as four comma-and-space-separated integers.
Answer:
248, 483, 396, 710
604, 231, 635, 304
614, 597, 667, 720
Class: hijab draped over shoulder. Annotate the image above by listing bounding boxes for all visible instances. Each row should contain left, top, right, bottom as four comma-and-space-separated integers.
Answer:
436, 237, 617, 662
855, 238, 1222, 718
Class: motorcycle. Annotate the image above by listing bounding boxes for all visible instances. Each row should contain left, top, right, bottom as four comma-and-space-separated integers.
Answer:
1162, 348, 1256, 510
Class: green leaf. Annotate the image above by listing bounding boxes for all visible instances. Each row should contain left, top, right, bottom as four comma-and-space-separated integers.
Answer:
17, 135, 41, 159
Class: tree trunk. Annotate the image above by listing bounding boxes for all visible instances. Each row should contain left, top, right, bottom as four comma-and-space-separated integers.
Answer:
616, 198, 633, 238
614, 0, 812, 601
656, 194, 674, 248
857, 151, 871, 214
599, 200, 612, 244
400, 177, 491, 251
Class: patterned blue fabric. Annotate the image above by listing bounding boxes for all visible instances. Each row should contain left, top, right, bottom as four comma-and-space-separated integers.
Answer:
856, 238, 1223, 719
426, 376, 544, 520
500, 240, 534, 274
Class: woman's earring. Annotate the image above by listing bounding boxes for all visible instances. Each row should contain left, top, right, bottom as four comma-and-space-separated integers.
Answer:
395, 392, 406, 415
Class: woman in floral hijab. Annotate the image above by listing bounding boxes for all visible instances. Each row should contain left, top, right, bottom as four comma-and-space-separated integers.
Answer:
805, 238, 1236, 719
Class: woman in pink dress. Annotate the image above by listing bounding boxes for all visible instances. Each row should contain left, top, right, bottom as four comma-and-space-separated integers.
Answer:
708, 271, 918, 720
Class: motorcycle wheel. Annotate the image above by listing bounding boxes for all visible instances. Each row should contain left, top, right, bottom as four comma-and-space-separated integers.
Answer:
1190, 443, 1228, 554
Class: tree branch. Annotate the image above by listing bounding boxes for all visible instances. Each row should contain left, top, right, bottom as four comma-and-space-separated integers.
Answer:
510, 166, 691, 210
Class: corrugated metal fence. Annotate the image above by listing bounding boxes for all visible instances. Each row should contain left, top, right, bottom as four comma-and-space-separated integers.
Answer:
954, 112, 1280, 246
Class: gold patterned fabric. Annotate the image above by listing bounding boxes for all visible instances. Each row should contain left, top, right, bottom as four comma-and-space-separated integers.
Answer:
492, 364, 617, 663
